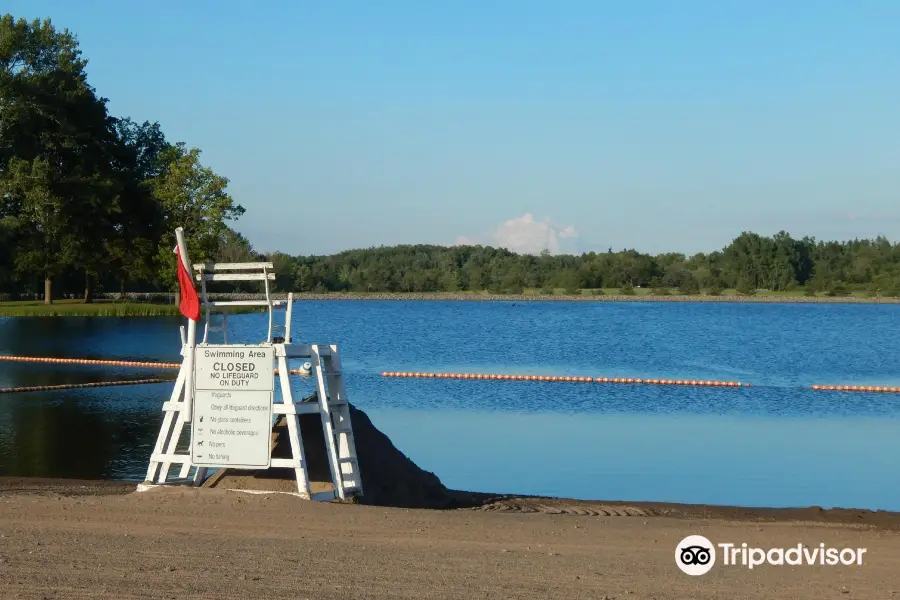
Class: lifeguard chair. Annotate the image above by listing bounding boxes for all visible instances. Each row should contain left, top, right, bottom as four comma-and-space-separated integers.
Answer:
143, 228, 363, 501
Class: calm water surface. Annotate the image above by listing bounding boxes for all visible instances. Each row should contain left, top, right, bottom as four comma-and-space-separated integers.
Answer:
1, 301, 898, 510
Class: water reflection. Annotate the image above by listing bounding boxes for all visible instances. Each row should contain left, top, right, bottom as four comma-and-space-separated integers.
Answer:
0, 316, 182, 362
0, 385, 163, 479
369, 409, 900, 511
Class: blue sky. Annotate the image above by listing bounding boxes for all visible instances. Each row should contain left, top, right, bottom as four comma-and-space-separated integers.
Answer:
6, 1, 900, 256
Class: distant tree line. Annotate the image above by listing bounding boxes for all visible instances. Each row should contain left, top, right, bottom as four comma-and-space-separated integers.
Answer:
2, 15, 899, 302
263, 232, 900, 297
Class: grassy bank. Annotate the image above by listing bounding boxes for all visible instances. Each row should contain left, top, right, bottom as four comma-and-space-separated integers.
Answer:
3, 289, 898, 316
0, 299, 179, 317
0, 300, 264, 317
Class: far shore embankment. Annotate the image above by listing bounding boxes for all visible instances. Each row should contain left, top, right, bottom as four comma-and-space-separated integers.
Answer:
284, 292, 900, 304
3, 291, 898, 317
100, 291, 900, 304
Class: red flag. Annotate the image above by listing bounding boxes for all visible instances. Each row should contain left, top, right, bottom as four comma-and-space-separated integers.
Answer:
174, 245, 200, 321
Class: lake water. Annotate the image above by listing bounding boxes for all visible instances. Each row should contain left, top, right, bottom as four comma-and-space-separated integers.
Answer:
1, 301, 899, 510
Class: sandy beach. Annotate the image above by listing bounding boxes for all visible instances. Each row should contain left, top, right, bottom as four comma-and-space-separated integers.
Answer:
3, 406, 899, 598
0, 478, 898, 600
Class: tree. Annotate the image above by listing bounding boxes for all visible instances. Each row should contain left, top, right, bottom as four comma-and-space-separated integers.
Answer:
105, 119, 170, 296
113, 119, 170, 180
1, 158, 72, 302
439, 270, 460, 292
735, 278, 755, 295
1, 15, 121, 303
150, 143, 245, 298
293, 263, 312, 291
209, 228, 260, 293
678, 274, 700, 295
217, 227, 255, 263
267, 251, 295, 293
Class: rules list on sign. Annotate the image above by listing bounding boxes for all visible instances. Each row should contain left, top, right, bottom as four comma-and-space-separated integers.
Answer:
191, 344, 275, 469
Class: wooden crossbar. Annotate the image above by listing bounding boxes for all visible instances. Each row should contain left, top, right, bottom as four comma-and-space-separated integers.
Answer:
204, 300, 286, 307
196, 272, 276, 282
192, 262, 274, 271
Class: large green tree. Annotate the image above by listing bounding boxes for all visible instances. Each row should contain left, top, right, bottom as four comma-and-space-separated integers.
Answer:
150, 143, 245, 300
103, 118, 168, 298
0, 15, 121, 303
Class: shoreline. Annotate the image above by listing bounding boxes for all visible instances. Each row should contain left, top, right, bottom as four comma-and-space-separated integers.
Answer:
284, 292, 900, 304
3, 476, 899, 529
3, 293, 898, 317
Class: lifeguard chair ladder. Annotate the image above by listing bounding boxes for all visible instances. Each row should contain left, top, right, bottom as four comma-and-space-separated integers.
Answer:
144, 252, 363, 501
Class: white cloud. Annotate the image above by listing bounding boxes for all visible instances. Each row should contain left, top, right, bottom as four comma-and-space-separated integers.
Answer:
454, 235, 480, 246
455, 213, 580, 255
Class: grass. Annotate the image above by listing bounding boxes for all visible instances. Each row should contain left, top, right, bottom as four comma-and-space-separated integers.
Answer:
0, 299, 263, 317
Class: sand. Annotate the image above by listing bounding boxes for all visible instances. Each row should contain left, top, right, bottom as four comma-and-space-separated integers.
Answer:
3, 405, 899, 598
0, 479, 899, 599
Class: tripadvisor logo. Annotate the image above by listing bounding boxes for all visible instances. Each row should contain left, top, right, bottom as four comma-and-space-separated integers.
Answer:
675, 535, 867, 576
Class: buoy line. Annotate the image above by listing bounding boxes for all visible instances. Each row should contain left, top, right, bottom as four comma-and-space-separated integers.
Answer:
811, 384, 900, 393
2, 355, 897, 393
0, 378, 174, 394
381, 372, 750, 387
380, 372, 900, 393
0, 355, 181, 369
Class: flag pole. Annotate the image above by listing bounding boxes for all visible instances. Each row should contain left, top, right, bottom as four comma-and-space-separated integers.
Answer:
175, 227, 196, 423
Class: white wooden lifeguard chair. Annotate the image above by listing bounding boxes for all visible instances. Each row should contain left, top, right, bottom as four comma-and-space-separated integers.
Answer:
143, 228, 363, 501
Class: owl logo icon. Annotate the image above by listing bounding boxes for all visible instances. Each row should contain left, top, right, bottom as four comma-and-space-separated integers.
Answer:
676, 535, 716, 575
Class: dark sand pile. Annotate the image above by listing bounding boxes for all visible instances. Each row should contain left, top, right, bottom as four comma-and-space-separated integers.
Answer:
203, 399, 487, 508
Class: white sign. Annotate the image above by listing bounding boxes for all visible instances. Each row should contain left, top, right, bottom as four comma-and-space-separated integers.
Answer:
191, 344, 275, 469
194, 345, 275, 391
